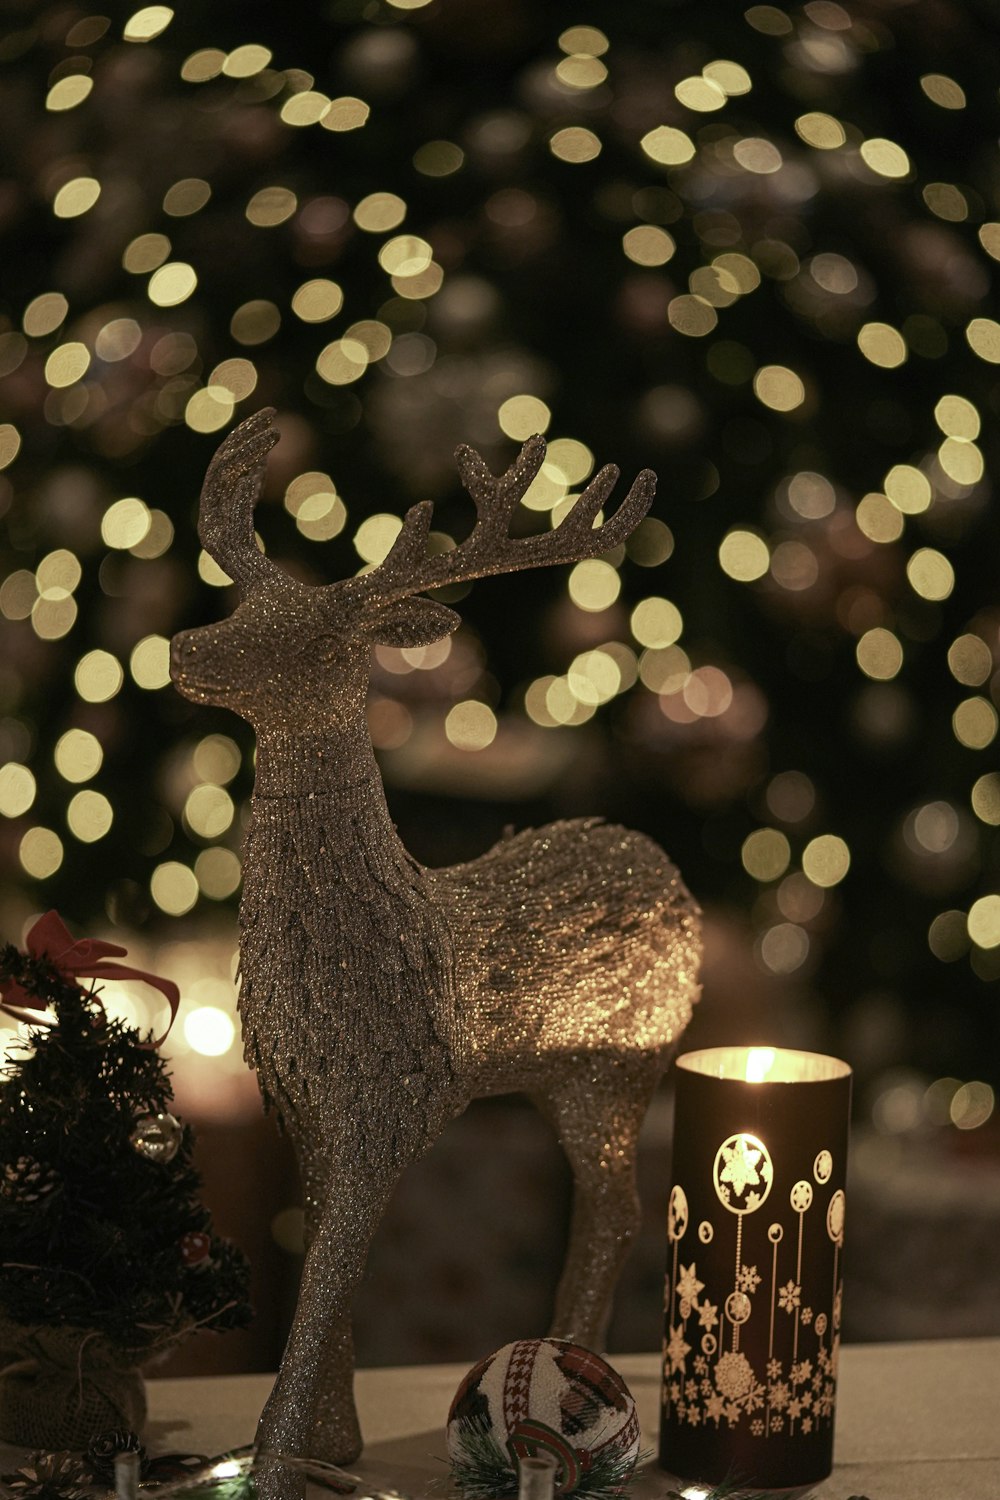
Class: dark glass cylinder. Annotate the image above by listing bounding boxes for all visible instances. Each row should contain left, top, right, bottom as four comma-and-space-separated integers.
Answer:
659, 1047, 851, 1491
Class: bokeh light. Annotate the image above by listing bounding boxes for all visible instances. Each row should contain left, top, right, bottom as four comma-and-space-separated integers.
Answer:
568, 560, 620, 612
0, 764, 36, 818
742, 828, 791, 882
150, 861, 199, 916
802, 835, 850, 889
67, 790, 114, 843
54, 730, 103, 784
0, 0, 996, 1108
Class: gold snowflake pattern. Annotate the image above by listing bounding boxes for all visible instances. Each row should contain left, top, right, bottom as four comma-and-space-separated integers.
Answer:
677, 1260, 707, 1308
697, 1300, 719, 1331
661, 1235, 843, 1446
778, 1279, 802, 1313
662, 1318, 843, 1442
720, 1137, 762, 1197
737, 1263, 762, 1294
706, 1393, 725, 1422
666, 1323, 691, 1373
715, 1351, 755, 1400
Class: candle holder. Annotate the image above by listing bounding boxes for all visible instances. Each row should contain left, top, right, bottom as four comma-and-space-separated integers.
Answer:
659, 1046, 851, 1492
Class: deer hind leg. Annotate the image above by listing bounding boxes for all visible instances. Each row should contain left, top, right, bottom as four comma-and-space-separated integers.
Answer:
534, 1061, 660, 1350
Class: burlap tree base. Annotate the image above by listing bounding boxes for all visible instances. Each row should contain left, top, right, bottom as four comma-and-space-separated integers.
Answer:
0, 1320, 146, 1449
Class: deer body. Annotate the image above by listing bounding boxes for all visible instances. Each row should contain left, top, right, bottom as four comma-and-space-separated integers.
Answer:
170, 411, 701, 1474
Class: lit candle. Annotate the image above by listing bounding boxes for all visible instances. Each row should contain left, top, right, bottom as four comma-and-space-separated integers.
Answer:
659, 1046, 851, 1491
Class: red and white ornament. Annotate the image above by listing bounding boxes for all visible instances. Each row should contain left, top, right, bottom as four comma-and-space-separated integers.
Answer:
447, 1338, 640, 1494
179, 1231, 211, 1268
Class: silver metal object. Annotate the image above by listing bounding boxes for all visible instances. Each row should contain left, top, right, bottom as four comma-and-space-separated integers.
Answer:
114, 1452, 140, 1500
517, 1456, 557, 1500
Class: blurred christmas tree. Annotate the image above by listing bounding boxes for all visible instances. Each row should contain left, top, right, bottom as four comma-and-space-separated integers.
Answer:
0, 916, 251, 1442
0, 0, 997, 1097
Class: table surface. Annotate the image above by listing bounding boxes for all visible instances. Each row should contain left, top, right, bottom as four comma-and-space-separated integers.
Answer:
126, 1339, 1000, 1500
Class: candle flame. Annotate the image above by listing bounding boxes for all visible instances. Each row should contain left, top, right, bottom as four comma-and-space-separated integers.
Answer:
745, 1046, 776, 1082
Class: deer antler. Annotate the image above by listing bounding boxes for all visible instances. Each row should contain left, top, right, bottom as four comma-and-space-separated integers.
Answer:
357, 436, 656, 602
198, 407, 285, 593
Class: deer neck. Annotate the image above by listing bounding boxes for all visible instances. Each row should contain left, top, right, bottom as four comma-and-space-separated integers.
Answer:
250, 711, 422, 876
248, 717, 417, 880
251, 714, 425, 900
253, 719, 383, 801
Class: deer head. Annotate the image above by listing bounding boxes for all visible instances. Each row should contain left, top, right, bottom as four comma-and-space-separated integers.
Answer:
170, 407, 656, 732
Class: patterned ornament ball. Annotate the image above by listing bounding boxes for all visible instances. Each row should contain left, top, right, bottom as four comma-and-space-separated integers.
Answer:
447, 1339, 641, 1498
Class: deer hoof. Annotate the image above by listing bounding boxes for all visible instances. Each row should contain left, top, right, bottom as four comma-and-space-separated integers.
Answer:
312, 1404, 363, 1465
252, 1456, 306, 1500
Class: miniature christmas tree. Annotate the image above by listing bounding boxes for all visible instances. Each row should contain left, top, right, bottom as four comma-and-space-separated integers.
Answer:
0, 912, 251, 1449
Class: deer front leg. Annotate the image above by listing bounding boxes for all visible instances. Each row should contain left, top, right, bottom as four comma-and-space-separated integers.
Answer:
291, 1147, 363, 1469
255, 1135, 403, 1487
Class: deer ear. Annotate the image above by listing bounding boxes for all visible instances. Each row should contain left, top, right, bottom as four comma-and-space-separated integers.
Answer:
367, 596, 461, 648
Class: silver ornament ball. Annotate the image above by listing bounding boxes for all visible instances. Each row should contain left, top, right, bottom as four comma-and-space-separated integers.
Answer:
130, 1111, 182, 1163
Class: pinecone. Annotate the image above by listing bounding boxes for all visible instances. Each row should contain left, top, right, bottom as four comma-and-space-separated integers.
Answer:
0, 1451, 91, 1500
0, 1156, 59, 1204
85, 1429, 146, 1485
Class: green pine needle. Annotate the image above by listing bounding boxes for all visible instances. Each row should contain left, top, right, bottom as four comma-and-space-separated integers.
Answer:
0, 946, 252, 1350
448, 1416, 644, 1500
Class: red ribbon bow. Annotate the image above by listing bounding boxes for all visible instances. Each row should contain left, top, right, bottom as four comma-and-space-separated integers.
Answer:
0, 910, 180, 1046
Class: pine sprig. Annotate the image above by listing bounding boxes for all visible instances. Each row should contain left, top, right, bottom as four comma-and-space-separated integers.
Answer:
448, 1417, 643, 1500
0, 944, 251, 1350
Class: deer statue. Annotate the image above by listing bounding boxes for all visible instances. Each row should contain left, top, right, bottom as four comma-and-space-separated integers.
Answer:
170, 408, 701, 1475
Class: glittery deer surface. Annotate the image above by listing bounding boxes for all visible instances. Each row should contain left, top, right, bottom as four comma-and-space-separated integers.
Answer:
170, 409, 701, 1470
